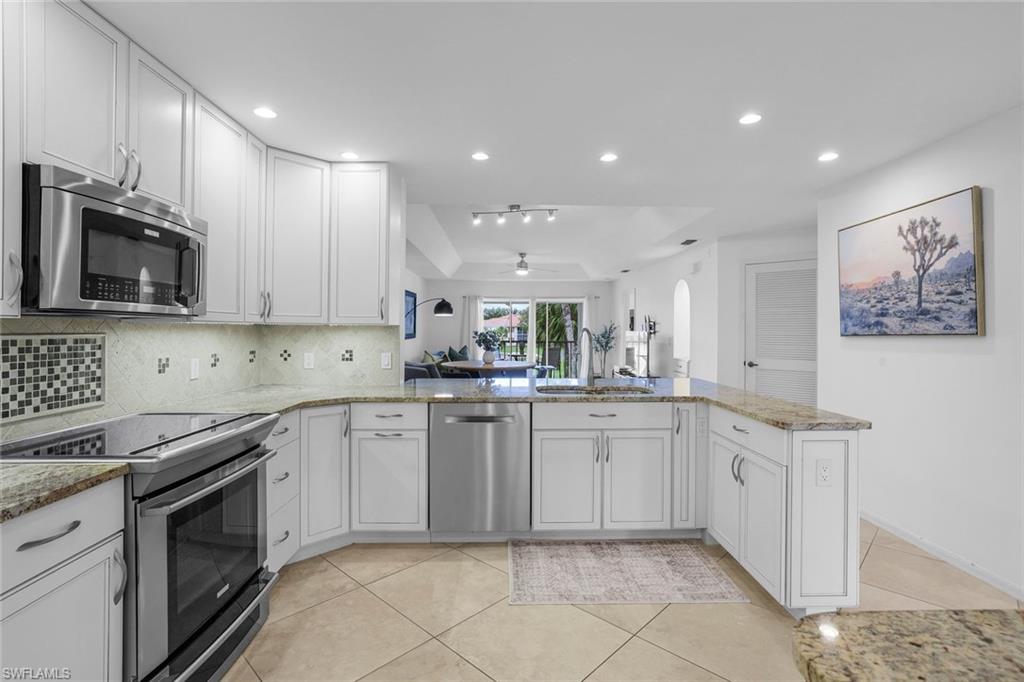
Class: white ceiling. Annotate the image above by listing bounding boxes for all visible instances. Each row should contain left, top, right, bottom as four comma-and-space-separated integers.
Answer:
95, 1, 1023, 280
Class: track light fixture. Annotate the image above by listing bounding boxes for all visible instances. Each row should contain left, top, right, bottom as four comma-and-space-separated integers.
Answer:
470, 204, 559, 226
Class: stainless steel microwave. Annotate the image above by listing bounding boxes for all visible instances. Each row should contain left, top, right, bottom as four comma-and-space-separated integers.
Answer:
22, 164, 207, 317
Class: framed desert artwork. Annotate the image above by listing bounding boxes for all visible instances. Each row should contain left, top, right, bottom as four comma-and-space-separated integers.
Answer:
838, 186, 984, 336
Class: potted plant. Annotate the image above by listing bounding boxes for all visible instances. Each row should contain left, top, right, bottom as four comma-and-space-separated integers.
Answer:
593, 322, 617, 378
473, 330, 501, 364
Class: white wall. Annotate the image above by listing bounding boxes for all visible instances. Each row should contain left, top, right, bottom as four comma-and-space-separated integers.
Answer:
817, 106, 1024, 598
611, 244, 719, 380
414, 279, 614, 358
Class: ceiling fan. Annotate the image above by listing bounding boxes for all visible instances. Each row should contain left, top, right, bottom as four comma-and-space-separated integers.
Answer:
497, 252, 558, 277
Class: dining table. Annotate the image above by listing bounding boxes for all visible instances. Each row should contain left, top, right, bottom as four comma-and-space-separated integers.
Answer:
441, 359, 537, 375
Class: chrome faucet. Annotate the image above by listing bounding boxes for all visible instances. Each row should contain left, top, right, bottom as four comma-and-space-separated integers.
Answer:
579, 327, 596, 387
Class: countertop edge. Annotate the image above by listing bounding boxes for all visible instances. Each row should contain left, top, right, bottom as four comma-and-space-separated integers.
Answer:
0, 463, 129, 524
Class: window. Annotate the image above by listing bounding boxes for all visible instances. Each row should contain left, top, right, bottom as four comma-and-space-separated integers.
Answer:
482, 299, 530, 361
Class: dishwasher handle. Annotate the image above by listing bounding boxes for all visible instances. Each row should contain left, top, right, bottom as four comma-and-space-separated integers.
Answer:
443, 415, 516, 424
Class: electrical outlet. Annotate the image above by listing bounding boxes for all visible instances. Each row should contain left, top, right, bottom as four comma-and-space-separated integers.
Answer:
697, 417, 709, 437
816, 458, 832, 487
380, 351, 392, 369
303, 352, 315, 369
189, 358, 199, 381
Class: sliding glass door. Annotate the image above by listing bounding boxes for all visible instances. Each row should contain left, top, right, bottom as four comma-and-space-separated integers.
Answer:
482, 300, 530, 361
534, 300, 583, 378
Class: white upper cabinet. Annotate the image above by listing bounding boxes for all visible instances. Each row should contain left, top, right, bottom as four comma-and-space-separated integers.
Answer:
266, 149, 330, 324
24, 0, 130, 185
127, 43, 192, 207
193, 95, 246, 322
243, 134, 267, 322
329, 163, 388, 324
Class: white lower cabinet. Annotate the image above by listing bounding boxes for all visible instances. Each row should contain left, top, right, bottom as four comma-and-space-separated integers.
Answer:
532, 426, 671, 531
351, 430, 428, 531
267, 495, 301, 573
300, 405, 350, 545
709, 431, 786, 603
0, 534, 124, 681
672, 404, 698, 528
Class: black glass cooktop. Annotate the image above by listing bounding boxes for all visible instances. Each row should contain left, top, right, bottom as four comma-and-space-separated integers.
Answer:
0, 412, 253, 461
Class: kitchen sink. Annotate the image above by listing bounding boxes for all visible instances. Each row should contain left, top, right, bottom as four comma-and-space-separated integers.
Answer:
534, 385, 655, 395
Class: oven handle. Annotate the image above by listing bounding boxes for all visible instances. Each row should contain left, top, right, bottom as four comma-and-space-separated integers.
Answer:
139, 449, 277, 517
174, 572, 279, 682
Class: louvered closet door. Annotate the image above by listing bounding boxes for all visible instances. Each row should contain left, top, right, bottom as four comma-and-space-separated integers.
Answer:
744, 259, 817, 406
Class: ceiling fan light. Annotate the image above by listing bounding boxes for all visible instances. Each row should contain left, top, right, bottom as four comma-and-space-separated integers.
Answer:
515, 267, 529, 276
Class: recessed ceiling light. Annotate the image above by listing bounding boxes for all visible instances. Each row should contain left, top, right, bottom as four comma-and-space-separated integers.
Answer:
471, 151, 490, 161
818, 150, 839, 162
253, 106, 277, 119
600, 152, 618, 163
340, 151, 359, 161
738, 112, 762, 125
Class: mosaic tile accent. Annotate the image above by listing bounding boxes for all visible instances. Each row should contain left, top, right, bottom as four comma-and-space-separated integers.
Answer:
341, 349, 354, 362
280, 350, 292, 362
248, 350, 257, 364
157, 357, 170, 374
1, 335, 104, 422
210, 353, 220, 368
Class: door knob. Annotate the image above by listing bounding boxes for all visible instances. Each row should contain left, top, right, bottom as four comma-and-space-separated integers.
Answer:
745, 361, 759, 368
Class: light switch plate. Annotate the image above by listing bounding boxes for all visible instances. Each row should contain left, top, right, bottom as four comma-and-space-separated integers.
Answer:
380, 352, 392, 369
189, 358, 199, 380
303, 352, 315, 369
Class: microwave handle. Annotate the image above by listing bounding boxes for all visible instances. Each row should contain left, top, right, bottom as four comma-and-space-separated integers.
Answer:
175, 238, 201, 308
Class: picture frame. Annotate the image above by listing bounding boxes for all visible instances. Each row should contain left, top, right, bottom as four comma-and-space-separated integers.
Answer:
404, 290, 417, 339
837, 186, 984, 336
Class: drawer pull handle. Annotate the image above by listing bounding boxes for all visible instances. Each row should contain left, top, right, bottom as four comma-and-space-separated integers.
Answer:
375, 413, 404, 419
588, 413, 617, 418
113, 548, 127, 605
17, 520, 82, 552
272, 471, 290, 484
373, 432, 403, 438
271, 426, 290, 437
731, 425, 750, 435
273, 530, 290, 546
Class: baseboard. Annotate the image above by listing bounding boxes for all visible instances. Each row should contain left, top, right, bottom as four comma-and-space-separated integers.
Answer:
860, 511, 1024, 601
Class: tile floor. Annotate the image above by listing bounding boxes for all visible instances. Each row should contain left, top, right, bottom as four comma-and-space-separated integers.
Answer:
225, 521, 1021, 682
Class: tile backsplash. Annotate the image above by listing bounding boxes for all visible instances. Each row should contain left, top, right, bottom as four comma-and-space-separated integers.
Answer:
0, 317, 400, 440
1, 334, 105, 422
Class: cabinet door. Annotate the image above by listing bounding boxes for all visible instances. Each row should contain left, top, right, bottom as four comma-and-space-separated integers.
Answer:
243, 134, 267, 322
24, 0, 129, 185
603, 430, 671, 530
300, 405, 350, 544
266, 149, 330, 324
738, 449, 786, 602
2, 1, 24, 318
193, 95, 246, 322
127, 43, 192, 207
532, 430, 602, 530
351, 430, 427, 531
329, 164, 388, 324
0, 534, 124, 681
708, 433, 741, 556
672, 405, 698, 528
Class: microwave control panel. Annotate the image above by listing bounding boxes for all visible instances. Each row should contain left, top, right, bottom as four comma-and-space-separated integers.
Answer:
82, 275, 177, 306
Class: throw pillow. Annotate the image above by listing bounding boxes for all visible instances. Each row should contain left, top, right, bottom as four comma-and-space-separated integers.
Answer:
448, 345, 469, 362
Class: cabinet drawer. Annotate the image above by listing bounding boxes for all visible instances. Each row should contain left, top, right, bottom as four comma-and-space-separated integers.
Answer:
710, 407, 787, 466
533, 402, 672, 430
351, 403, 427, 431
267, 495, 300, 573
266, 410, 300, 450
1, 477, 124, 594
267, 439, 300, 516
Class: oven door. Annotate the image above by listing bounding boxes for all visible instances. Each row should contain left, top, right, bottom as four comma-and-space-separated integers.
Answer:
134, 448, 273, 679
35, 186, 206, 316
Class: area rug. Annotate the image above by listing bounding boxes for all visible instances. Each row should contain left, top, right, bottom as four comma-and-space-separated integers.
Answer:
508, 540, 749, 604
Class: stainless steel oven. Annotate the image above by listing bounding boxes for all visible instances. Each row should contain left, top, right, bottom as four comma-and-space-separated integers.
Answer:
21, 164, 207, 317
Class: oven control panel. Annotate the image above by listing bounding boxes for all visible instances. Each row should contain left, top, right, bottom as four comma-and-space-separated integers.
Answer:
82, 275, 177, 306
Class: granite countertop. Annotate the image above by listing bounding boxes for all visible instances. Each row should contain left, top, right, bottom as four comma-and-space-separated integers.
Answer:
0, 462, 128, 523
177, 377, 872, 431
793, 610, 1024, 681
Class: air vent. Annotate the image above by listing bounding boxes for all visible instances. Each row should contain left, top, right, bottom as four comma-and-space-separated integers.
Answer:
681, 239, 698, 246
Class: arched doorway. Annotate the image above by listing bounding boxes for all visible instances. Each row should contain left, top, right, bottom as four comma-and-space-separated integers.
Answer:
673, 279, 691, 377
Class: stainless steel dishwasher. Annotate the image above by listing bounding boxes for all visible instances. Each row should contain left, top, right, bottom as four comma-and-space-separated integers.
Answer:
429, 403, 531, 532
